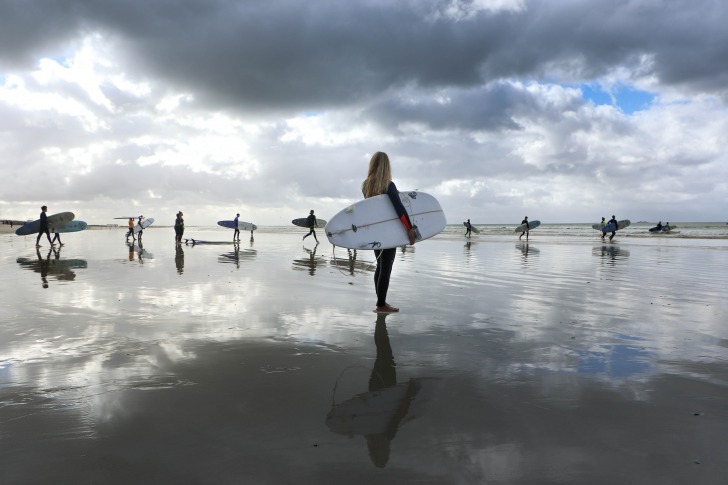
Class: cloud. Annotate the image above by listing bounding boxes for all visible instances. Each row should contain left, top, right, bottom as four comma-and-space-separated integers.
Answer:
1, 0, 727, 224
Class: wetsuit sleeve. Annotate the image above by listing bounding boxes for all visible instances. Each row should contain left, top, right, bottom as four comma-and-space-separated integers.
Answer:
386, 182, 413, 231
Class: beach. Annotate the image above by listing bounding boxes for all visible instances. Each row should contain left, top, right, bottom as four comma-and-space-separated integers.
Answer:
1, 226, 728, 484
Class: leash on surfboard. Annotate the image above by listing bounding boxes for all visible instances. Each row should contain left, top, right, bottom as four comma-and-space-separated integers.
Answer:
330, 364, 369, 407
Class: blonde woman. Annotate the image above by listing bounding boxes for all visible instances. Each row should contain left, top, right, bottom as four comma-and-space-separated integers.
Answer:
362, 152, 416, 313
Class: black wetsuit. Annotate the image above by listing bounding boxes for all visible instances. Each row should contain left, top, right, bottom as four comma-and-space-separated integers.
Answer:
36, 211, 52, 245
303, 214, 318, 241
607, 217, 618, 240
175, 215, 184, 242
372, 182, 413, 308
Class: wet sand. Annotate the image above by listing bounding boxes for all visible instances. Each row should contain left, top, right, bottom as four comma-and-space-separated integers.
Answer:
1, 228, 728, 484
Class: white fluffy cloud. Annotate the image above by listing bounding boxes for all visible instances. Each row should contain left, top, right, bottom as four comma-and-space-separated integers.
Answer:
1, 0, 727, 225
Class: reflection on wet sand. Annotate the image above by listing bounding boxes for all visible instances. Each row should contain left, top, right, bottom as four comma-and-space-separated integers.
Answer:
217, 245, 257, 268
126, 242, 152, 263
329, 249, 374, 275
175, 245, 184, 274
516, 242, 539, 257
293, 243, 326, 275
326, 313, 441, 468
593, 244, 631, 261
16, 247, 88, 287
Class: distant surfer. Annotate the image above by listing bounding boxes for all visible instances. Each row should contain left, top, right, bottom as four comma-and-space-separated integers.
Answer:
605, 215, 618, 242
664, 222, 670, 232
362, 152, 416, 313
464, 219, 472, 238
600, 217, 606, 240
126, 218, 135, 243
137, 215, 144, 243
302, 210, 319, 243
35, 205, 54, 247
233, 213, 240, 241
174, 211, 184, 245
50, 223, 63, 246
656, 221, 663, 231
518, 216, 530, 241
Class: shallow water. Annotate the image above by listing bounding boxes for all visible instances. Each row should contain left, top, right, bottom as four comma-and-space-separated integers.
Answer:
2, 228, 728, 484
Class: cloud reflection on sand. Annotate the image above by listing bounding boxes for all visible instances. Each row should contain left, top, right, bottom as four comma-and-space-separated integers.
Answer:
1, 228, 728, 482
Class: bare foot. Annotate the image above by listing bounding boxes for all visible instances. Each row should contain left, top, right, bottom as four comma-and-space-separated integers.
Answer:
375, 304, 399, 313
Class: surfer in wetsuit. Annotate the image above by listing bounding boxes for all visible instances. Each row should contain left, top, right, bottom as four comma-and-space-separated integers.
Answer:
35, 205, 54, 247
233, 213, 240, 241
362, 152, 416, 313
126, 218, 135, 242
136, 215, 144, 243
464, 219, 472, 238
50, 222, 63, 246
606, 215, 618, 242
174, 211, 184, 245
302, 210, 319, 242
518, 216, 530, 241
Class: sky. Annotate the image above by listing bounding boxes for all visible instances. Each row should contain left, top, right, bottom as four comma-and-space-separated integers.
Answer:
1, 0, 727, 226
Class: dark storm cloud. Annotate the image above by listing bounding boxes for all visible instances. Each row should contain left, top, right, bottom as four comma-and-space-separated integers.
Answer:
2, 0, 727, 117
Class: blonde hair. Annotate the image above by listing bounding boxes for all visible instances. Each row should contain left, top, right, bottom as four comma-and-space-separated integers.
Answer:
362, 151, 392, 198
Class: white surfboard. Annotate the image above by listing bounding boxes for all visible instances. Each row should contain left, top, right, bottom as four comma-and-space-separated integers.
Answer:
463, 222, 480, 234
325, 191, 446, 250
514, 220, 540, 232
133, 218, 154, 234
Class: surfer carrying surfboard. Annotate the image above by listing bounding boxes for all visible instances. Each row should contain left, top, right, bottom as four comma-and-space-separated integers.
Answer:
137, 216, 145, 243
518, 216, 530, 241
362, 152, 417, 313
464, 219, 472, 238
35, 206, 54, 247
302, 210, 319, 243
126, 218, 135, 243
233, 213, 240, 241
606, 215, 618, 242
50, 223, 63, 246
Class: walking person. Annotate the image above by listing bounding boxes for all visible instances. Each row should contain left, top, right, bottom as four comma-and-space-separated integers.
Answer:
136, 215, 145, 244
362, 152, 416, 313
126, 217, 135, 243
606, 214, 618, 242
50, 224, 63, 246
174, 211, 184, 245
302, 210, 319, 243
518, 216, 530, 241
464, 219, 472, 238
35, 206, 54, 247
233, 213, 240, 241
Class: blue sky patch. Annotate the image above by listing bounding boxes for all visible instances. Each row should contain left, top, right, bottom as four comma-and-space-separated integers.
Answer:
580, 83, 655, 115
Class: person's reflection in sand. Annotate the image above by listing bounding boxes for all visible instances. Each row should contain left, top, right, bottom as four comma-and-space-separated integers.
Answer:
326, 313, 423, 468
128, 243, 135, 261
175, 245, 184, 274
304, 243, 319, 276
365, 313, 421, 468
137, 242, 145, 264
37, 247, 50, 288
